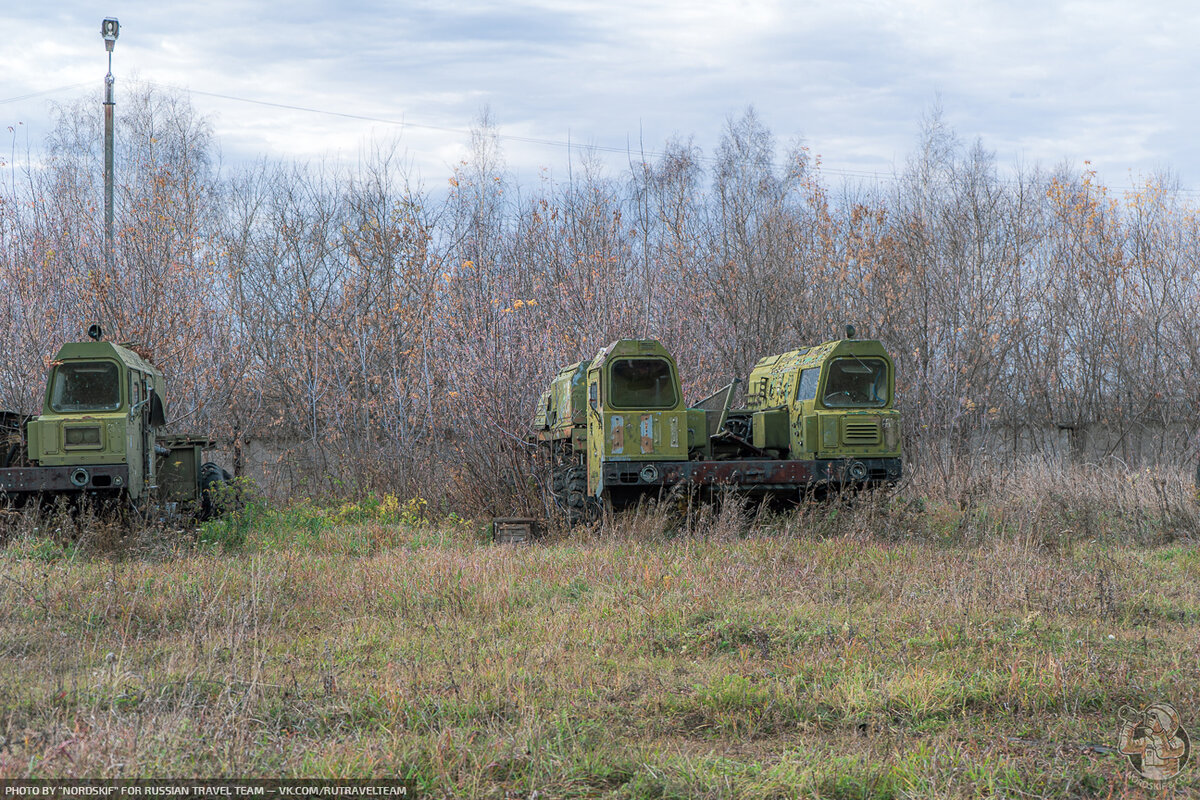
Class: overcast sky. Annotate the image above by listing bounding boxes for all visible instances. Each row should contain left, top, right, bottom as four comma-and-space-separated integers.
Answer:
2, 1, 1197, 192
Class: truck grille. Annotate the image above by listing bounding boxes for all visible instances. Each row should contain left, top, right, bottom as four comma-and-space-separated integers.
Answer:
843, 419, 880, 445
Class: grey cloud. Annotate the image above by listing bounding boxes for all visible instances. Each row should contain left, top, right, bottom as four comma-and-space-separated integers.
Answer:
4, 0, 1200, 188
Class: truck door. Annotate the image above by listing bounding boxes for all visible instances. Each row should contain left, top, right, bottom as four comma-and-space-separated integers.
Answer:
142, 374, 159, 492
586, 368, 603, 497
129, 370, 157, 498
126, 371, 144, 497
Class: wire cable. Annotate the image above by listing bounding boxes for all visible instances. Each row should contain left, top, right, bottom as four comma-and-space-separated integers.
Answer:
158, 84, 1198, 194
0, 83, 92, 105
10, 80, 1195, 195
147, 80, 905, 182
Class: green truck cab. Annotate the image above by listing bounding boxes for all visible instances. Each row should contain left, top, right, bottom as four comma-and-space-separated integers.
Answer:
533, 335, 902, 521
0, 327, 228, 516
731, 337, 902, 480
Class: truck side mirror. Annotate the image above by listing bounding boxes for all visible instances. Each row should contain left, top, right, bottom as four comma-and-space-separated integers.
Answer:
148, 388, 167, 427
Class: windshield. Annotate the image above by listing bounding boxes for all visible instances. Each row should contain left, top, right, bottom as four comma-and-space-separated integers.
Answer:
49, 362, 121, 412
821, 358, 889, 408
609, 358, 678, 409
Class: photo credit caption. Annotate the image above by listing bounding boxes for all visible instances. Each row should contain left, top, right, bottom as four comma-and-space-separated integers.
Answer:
0, 782, 413, 799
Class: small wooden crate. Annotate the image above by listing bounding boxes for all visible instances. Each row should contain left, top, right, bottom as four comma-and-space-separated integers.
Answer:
492, 517, 538, 544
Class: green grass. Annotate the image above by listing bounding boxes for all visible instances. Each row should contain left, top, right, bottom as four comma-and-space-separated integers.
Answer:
1, 465, 1198, 797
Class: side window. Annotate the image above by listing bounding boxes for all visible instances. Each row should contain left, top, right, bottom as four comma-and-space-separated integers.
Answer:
796, 368, 820, 402
588, 382, 598, 411
130, 373, 141, 409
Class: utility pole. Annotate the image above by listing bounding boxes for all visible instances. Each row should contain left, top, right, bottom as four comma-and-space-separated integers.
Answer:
101, 18, 119, 275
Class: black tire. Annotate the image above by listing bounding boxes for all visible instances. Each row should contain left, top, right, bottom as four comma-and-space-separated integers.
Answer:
543, 459, 598, 527
563, 465, 599, 526
550, 463, 568, 499
199, 461, 233, 520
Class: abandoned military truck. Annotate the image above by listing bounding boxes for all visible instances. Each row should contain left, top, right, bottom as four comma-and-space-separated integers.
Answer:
532, 335, 902, 521
0, 326, 230, 518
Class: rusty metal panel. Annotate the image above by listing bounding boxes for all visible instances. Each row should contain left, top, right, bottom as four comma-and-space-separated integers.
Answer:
158, 444, 202, 503
640, 414, 653, 454
611, 415, 625, 454
602, 457, 901, 491
658, 459, 827, 486
603, 458, 828, 488
0, 464, 130, 494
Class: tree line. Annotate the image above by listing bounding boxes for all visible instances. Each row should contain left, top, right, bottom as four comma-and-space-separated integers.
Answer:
2, 87, 1198, 513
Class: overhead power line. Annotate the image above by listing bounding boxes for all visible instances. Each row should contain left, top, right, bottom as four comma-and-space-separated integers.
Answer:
153, 84, 1200, 195
146, 80, 903, 184
8, 80, 1196, 195
5, 79, 897, 183
0, 83, 91, 105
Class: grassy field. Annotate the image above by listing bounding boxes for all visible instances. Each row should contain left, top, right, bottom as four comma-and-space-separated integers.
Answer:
1, 463, 1198, 798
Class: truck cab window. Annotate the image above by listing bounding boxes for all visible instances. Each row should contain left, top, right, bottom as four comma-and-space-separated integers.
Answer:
796, 368, 820, 402
609, 358, 677, 410
50, 362, 121, 412
821, 358, 888, 408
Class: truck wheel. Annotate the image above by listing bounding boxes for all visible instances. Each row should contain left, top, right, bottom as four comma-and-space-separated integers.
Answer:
564, 466, 599, 526
545, 461, 598, 527
199, 462, 233, 520
550, 463, 568, 499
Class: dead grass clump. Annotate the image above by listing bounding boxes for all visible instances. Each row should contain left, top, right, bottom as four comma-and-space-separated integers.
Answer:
539, 459, 1200, 549
0, 500, 197, 563
547, 489, 780, 546
885, 458, 1200, 547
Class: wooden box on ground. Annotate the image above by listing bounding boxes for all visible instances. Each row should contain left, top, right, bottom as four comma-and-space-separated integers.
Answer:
492, 517, 539, 544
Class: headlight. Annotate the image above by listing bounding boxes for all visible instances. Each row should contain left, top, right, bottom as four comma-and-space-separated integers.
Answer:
64, 426, 102, 447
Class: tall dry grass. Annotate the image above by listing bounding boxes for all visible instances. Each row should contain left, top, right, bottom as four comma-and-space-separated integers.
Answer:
0, 462, 1196, 797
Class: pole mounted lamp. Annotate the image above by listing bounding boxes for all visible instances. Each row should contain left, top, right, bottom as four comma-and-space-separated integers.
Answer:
101, 17, 119, 274
102, 17, 119, 51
